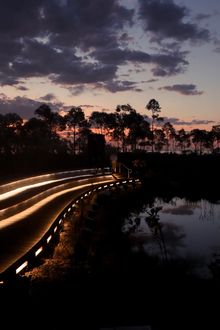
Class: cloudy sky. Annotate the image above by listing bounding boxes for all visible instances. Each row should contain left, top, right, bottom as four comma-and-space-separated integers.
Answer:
0, 0, 219, 129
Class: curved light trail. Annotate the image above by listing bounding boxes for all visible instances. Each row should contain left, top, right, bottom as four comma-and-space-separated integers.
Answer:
0, 172, 115, 276
0, 176, 113, 229
0, 174, 94, 201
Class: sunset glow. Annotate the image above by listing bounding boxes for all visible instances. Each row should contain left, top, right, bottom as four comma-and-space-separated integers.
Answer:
0, 0, 219, 129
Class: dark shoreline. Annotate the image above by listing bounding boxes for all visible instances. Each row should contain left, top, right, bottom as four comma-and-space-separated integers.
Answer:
1, 153, 220, 329
1, 184, 220, 329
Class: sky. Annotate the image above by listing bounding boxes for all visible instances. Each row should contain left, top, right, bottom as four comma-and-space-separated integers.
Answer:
0, 0, 219, 130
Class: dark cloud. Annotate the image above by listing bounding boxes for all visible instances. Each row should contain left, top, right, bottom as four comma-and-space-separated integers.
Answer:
146, 78, 158, 83
0, 0, 212, 94
96, 80, 143, 93
0, 0, 133, 91
0, 93, 63, 119
39, 93, 58, 101
159, 84, 203, 95
79, 105, 95, 108
0, 0, 192, 93
214, 39, 220, 53
138, 0, 210, 44
151, 50, 188, 76
195, 13, 212, 21
16, 85, 29, 91
92, 48, 188, 77
162, 117, 215, 126
118, 32, 134, 47
69, 85, 87, 96
91, 48, 151, 65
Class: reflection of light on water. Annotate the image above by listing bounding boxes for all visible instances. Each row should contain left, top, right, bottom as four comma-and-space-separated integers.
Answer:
199, 199, 215, 222
122, 197, 220, 279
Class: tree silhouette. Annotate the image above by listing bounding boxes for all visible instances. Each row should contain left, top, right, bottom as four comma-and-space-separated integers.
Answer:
146, 99, 162, 152
0, 113, 23, 155
176, 129, 190, 153
65, 107, 85, 155
35, 104, 53, 124
90, 111, 108, 134
162, 122, 176, 152
113, 104, 136, 152
190, 129, 207, 154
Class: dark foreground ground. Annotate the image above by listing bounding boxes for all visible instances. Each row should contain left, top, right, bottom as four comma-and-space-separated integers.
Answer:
1, 183, 220, 330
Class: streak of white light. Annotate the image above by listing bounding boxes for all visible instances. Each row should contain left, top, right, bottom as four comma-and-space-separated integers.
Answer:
0, 176, 113, 230
0, 168, 96, 193
35, 247, 43, 256
47, 235, 52, 243
0, 174, 93, 201
16, 261, 28, 274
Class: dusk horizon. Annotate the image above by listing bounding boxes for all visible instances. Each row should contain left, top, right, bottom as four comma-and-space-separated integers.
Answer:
1, 2, 220, 329
0, 0, 219, 130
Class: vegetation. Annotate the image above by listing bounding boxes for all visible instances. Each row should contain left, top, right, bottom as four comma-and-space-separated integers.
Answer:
1, 100, 220, 179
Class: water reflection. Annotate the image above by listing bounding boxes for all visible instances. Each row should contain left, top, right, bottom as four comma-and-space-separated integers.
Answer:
199, 199, 215, 222
122, 197, 220, 279
145, 206, 168, 262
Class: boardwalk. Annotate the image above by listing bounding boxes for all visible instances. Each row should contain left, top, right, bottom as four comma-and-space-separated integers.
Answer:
0, 170, 114, 275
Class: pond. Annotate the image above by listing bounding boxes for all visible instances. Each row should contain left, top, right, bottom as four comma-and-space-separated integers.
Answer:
23, 191, 220, 328
122, 197, 220, 280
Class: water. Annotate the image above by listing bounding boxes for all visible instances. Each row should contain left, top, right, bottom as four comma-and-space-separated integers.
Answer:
122, 197, 220, 279
18, 192, 220, 328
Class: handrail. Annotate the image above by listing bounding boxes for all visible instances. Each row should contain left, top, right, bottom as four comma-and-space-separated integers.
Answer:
118, 162, 132, 179
0, 172, 111, 221
0, 167, 111, 194
0, 177, 141, 283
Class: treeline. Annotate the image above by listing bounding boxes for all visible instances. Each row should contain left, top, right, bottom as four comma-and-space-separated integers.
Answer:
119, 152, 220, 199
1, 102, 220, 177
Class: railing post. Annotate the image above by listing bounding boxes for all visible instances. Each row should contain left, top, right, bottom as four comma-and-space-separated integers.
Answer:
128, 169, 132, 179
118, 162, 121, 174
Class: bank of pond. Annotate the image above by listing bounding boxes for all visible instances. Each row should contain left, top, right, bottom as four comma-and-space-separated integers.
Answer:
2, 182, 220, 329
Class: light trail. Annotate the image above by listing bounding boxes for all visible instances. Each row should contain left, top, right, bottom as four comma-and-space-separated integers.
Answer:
0, 174, 93, 201
0, 167, 111, 196
35, 247, 43, 257
0, 175, 112, 221
15, 261, 28, 274
0, 176, 113, 230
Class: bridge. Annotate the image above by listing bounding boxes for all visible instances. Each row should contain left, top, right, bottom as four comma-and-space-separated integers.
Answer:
0, 168, 140, 283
